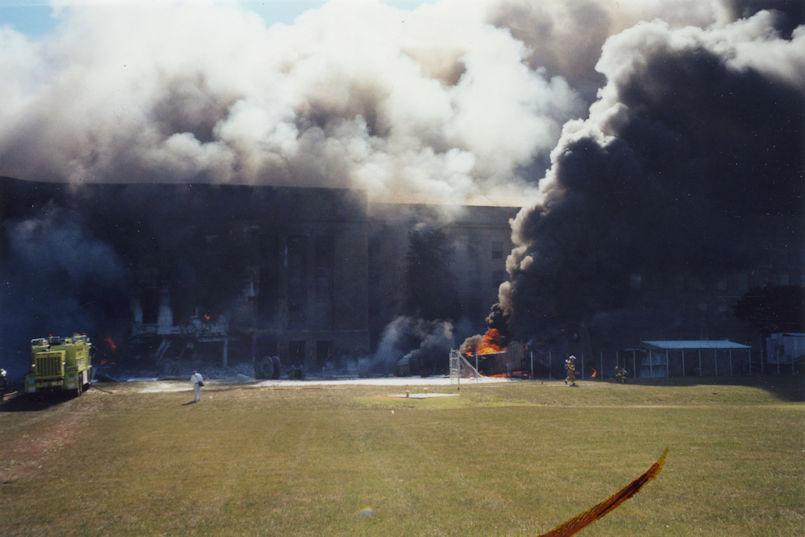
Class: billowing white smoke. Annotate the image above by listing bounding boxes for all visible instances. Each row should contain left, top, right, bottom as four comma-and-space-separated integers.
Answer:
0, 0, 591, 204
0, 0, 742, 205
361, 316, 454, 375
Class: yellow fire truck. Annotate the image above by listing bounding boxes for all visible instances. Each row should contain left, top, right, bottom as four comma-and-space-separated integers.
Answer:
24, 334, 94, 396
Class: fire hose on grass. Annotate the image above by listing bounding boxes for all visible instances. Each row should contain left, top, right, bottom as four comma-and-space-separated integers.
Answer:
537, 447, 668, 537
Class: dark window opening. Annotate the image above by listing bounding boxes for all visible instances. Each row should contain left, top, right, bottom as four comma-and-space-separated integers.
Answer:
289, 340, 306, 365
287, 236, 308, 328
141, 288, 159, 324
316, 340, 333, 367
258, 235, 280, 323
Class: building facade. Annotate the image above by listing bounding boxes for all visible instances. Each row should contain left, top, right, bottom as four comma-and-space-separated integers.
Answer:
0, 177, 519, 375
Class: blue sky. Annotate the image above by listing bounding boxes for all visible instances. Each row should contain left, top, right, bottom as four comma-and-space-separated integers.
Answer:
0, 0, 432, 37
0, 3, 54, 35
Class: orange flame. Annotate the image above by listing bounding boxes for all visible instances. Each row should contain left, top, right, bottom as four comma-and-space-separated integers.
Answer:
591, 368, 597, 378
104, 337, 117, 352
476, 328, 506, 355
203, 314, 211, 321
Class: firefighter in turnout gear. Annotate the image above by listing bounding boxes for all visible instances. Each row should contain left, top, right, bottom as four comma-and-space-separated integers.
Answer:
615, 365, 628, 384
564, 355, 577, 386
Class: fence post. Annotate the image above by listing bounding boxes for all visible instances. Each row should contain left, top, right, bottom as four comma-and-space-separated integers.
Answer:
760, 345, 764, 376
682, 349, 686, 377
714, 349, 719, 376
729, 350, 733, 376
777, 347, 780, 375
600, 351, 604, 380
581, 352, 585, 379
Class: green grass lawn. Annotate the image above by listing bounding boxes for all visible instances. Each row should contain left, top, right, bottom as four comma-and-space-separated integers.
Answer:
1, 377, 802, 537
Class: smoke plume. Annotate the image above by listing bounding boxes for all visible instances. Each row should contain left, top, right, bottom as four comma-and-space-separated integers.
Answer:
0, 0, 592, 205
2, 0, 802, 368
362, 316, 454, 375
0, 209, 127, 378
3, 1, 794, 207
500, 6, 804, 341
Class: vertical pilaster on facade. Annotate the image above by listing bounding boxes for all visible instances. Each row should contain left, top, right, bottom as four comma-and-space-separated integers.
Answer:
157, 286, 173, 334
131, 298, 143, 326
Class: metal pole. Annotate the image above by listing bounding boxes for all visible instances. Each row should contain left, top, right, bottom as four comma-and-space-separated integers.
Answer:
649, 351, 653, 377
760, 345, 764, 376
698, 349, 702, 376
777, 345, 780, 375
632, 350, 637, 379
665, 349, 669, 378
530, 350, 534, 380
714, 349, 718, 376
581, 352, 585, 379
600, 351, 604, 380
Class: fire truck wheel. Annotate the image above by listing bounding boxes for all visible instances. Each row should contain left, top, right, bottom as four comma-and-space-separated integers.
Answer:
74, 378, 83, 397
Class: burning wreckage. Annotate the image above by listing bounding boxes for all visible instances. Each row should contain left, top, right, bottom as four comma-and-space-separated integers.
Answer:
128, 310, 282, 380
457, 323, 530, 379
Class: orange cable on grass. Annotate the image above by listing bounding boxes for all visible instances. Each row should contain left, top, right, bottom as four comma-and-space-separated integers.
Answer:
538, 447, 669, 537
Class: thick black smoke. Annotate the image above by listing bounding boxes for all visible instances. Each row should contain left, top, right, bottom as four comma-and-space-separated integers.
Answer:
500, 10, 804, 342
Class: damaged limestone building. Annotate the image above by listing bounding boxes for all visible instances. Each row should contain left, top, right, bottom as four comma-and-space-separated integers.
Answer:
0, 176, 518, 377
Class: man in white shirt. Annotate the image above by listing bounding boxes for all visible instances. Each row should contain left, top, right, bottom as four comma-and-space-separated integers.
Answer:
190, 370, 204, 403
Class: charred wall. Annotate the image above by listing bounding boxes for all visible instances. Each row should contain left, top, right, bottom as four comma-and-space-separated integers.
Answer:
367, 203, 520, 348
0, 176, 372, 376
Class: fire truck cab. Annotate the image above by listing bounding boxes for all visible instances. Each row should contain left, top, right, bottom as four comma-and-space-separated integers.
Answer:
24, 334, 94, 396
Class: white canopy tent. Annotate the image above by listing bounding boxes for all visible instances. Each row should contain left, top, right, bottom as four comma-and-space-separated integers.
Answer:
635, 340, 751, 378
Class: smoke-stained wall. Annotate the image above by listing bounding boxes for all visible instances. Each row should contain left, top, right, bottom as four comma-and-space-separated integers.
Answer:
0, 176, 518, 377
368, 203, 519, 346
0, 177, 374, 376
